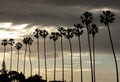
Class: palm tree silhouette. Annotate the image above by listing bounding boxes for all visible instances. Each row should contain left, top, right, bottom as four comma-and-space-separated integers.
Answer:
28, 37, 33, 76
8, 38, 15, 71
22, 37, 28, 75
15, 42, 23, 72
100, 11, 119, 82
33, 28, 41, 75
73, 24, 84, 82
57, 27, 66, 82
63, 28, 74, 82
88, 24, 98, 82
50, 32, 59, 81
80, 11, 94, 82
1, 39, 8, 62
39, 29, 49, 81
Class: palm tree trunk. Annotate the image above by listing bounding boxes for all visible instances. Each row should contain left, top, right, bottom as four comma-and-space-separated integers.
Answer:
29, 45, 32, 76
37, 38, 40, 75
3, 46, 6, 62
107, 24, 119, 82
10, 45, 12, 71
86, 25, 93, 82
61, 37, 64, 82
44, 38, 47, 81
78, 36, 83, 82
93, 36, 96, 82
68, 39, 73, 82
23, 45, 27, 75
17, 50, 19, 72
53, 41, 57, 81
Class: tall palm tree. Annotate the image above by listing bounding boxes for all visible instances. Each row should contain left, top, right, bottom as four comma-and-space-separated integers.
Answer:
15, 42, 23, 72
39, 29, 49, 81
22, 37, 28, 75
63, 28, 74, 82
88, 24, 98, 82
100, 11, 119, 82
8, 38, 15, 71
80, 11, 94, 82
1, 39, 8, 62
57, 27, 66, 82
73, 24, 84, 82
50, 32, 59, 81
28, 37, 33, 76
33, 28, 40, 75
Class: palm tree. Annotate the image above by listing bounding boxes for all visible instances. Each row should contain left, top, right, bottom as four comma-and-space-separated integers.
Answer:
28, 37, 33, 76
33, 28, 40, 75
88, 24, 98, 82
100, 11, 119, 82
80, 11, 94, 82
1, 39, 8, 62
15, 42, 23, 72
39, 29, 49, 81
73, 24, 84, 82
50, 32, 59, 81
22, 37, 29, 75
8, 38, 15, 71
63, 28, 74, 82
57, 27, 66, 82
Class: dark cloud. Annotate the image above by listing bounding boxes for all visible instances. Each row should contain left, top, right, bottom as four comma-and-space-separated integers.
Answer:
0, 0, 120, 56
0, 0, 120, 26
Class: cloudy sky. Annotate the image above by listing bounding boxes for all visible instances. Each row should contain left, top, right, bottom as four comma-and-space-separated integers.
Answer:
0, 0, 120, 82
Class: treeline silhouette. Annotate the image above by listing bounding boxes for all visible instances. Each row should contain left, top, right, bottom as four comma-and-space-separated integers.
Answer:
0, 11, 119, 82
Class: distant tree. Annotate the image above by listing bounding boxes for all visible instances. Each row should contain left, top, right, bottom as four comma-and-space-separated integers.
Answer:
50, 32, 59, 81
8, 71, 25, 82
1, 39, 8, 62
100, 11, 119, 82
80, 11, 94, 82
17, 72, 25, 82
73, 24, 84, 82
8, 38, 15, 71
40, 29, 49, 81
57, 27, 66, 82
25, 74, 46, 82
28, 37, 33, 76
88, 24, 98, 82
15, 42, 23, 72
33, 28, 41, 75
63, 28, 74, 82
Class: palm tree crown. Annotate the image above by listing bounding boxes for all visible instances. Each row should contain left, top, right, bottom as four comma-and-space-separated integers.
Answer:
64, 28, 74, 39
40, 29, 49, 38
22, 37, 29, 45
58, 27, 66, 37
15, 42, 23, 50
88, 24, 98, 37
1, 39, 8, 46
27, 37, 33, 45
100, 11, 115, 26
81, 12, 93, 25
33, 28, 40, 38
73, 24, 84, 36
8, 39, 15, 46
50, 32, 59, 41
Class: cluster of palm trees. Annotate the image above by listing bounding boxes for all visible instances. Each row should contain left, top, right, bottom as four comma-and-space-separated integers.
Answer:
0, 11, 119, 82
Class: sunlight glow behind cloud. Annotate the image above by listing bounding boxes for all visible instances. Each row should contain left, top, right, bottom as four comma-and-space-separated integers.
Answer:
0, 22, 35, 39
90, 7, 120, 13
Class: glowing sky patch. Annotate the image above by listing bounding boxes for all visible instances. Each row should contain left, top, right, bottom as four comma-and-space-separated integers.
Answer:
90, 7, 120, 13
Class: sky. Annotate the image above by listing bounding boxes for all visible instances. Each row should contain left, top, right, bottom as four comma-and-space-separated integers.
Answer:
0, 0, 120, 82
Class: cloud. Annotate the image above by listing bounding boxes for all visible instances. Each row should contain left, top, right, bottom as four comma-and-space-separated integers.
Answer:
0, 0, 120, 58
